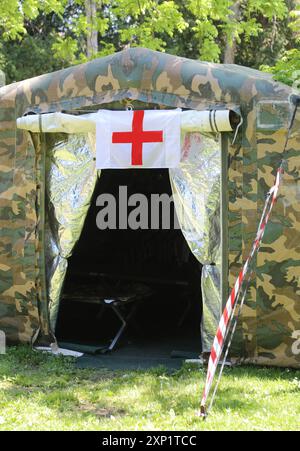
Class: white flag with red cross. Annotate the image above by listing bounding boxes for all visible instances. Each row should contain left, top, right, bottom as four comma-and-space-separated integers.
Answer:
96, 109, 181, 169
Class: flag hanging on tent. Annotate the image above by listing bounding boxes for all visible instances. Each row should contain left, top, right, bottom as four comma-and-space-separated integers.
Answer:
96, 109, 181, 169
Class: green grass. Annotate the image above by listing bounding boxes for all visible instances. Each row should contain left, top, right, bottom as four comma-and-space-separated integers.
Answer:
0, 346, 299, 431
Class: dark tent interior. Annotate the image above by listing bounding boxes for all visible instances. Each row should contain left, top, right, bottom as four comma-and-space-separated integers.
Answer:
55, 169, 203, 365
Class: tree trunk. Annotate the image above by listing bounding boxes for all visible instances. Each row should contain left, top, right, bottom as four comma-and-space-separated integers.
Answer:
0, 70, 5, 87
85, 0, 98, 58
291, 0, 300, 42
223, 1, 241, 64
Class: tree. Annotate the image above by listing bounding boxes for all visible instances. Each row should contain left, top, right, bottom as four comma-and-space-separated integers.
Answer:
0, 0, 66, 40
223, 1, 241, 64
185, 0, 288, 63
260, 1, 300, 87
112, 0, 188, 50
0, 0, 68, 82
0, 1, 80, 82
85, 0, 98, 58
0, 0, 297, 86
51, 0, 113, 64
51, 0, 188, 63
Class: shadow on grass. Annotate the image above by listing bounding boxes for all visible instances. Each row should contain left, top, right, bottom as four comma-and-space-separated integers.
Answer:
0, 346, 299, 426
221, 365, 299, 381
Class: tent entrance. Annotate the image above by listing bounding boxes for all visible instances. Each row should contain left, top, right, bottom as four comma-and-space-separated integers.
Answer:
41, 114, 223, 362
55, 169, 203, 361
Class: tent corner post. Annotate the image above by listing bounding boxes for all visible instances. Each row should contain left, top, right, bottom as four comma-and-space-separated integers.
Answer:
35, 131, 53, 341
220, 134, 229, 310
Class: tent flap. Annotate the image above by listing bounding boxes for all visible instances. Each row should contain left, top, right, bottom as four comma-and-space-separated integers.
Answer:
45, 133, 97, 331
169, 132, 221, 350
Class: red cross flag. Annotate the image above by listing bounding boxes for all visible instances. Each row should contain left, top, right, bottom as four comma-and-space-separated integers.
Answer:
96, 109, 181, 169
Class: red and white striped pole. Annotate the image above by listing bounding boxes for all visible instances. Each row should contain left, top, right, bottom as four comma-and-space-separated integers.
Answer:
200, 165, 283, 417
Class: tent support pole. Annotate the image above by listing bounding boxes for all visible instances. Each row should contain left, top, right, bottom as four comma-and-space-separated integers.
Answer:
220, 134, 229, 309
36, 130, 52, 342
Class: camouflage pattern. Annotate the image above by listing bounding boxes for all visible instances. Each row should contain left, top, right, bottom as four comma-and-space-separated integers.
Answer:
0, 48, 299, 366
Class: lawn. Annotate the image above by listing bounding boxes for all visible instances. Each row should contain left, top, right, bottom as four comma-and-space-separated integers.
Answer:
0, 346, 299, 431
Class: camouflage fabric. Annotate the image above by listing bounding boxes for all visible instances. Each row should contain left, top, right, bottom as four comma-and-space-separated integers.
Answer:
0, 48, 299, 367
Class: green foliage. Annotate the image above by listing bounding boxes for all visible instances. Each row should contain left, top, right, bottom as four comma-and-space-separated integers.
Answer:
234, 15, 293, 69
52, 37, 79, 66
288, 0, 300, 37
0, 0, 298, 84
0, 0, 66, 40
259, 2, 300, 87
114, 0, 188, 50
261, 49, 300, 87
1, 36, 62, 82
185, 0, 288, 62
48, 0, 116, 64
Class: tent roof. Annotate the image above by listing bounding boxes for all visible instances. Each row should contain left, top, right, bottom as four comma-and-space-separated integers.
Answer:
0, 48, 292, 115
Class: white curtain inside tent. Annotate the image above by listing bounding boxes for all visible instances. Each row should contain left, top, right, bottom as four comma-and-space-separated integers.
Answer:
169, 132, 222, 352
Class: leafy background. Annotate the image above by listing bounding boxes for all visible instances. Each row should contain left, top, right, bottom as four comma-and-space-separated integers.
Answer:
0, 1, 299, 87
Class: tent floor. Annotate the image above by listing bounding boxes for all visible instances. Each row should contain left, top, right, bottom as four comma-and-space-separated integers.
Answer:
62, 335, 201, 371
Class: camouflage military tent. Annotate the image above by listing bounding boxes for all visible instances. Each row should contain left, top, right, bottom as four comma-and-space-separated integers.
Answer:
0, 48, 299, 367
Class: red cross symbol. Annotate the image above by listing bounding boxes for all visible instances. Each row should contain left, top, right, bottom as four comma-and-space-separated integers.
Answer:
112, 110, 164, 166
